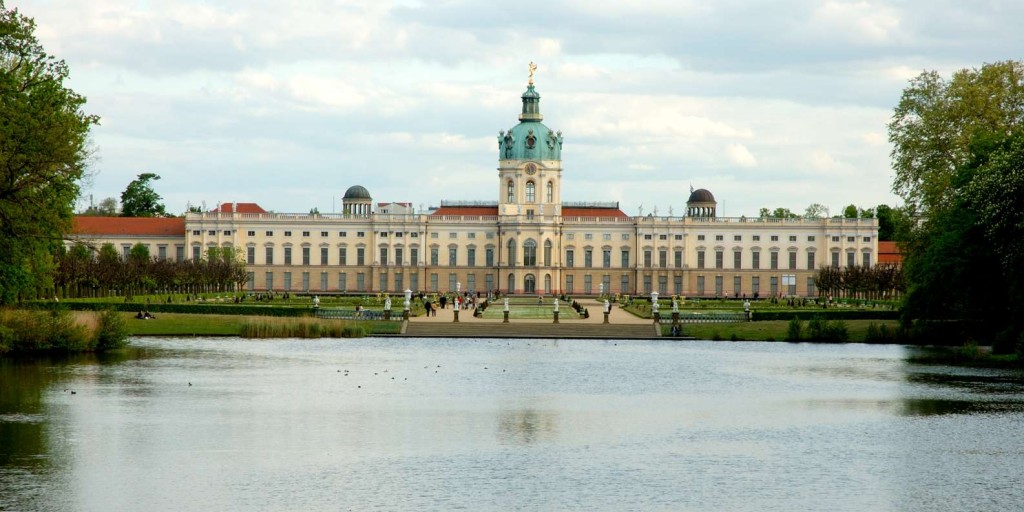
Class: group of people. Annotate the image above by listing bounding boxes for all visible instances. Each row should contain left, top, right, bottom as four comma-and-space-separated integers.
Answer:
134, 310, 156, 320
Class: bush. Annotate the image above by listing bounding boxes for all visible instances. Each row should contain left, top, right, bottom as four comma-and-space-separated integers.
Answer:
94, 308, 129, 350
786, 317, 803, 341
806, 316, 849, 342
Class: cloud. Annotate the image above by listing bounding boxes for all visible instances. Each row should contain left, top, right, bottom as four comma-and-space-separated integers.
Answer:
726, 144, 758, 168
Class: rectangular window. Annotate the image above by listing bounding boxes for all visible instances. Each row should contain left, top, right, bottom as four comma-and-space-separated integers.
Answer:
485, 248, 494, 266
602, 274, 611, 295
410, 273, 418, 292
158, 246, 167, 261
674, 250, 683, 268
770, 251, 778, 270
789, 235, 797, 242
752, 251, 760, 270
302, 231, 310, 237
832, 252, 840, 268
733, 251, 741, 269
658, 275, 668, 295
585, 233, 594, 240
807, 276, 816, 296
449, 232, 457, 239
193, 246, 201, 261
696, 275, 704, 296
395, 248, 403, 266
715, 251, 723, 269
485, 273, 494, 292
808, 236, 816, 242
621, 250, 630, 268
302, 271, 309, 291
752, 276, 760, 296
770, 276, 779, 296
643, 275, 652, 294
733, 276, 742, 297
247, 247, 255, 265
339, 248, 347, 265
788, 252, 796, 270
714, 275, 723, 297
340, 232, 347, 237
807, 252, 816, 270
697, 235, 705, 241
584, 250, 593, 268
658, 250, 667, 268
659, 235, 668, 240
448, 247, 457, 267
467, 274, 475, 293
192, 230, 201, 236
284, 271, 292, 291
584, 274, 592, 294
697, 251, 705, 269
380, 247, 388, 266
320, 272, 328, 291
674, 275, 682, 295
357, 232, 365, 238
770, 235, 779, 242
847, 236, 855, 242
176, 246, 185, 262
734, 235, 742, 241
832, 236, 840, 242
321, 247, 329, 266
621, 274, 630, 294
752, 235, 760, 242
265, 247, 274, 265
566, 275, 574, 294
284, 231, 292, 237
339, 272, 347, 291
247, 272, 255, 292
266, 231, 274, 237
863, 236, 871, 243
430, 273, 438, 292
411, 248, 419, 266
207, 230, 216, 236
847, 251, 855, 267
862, 252, 871, 267
644, 250, 652, 267
468, 248, 476, 267
284, 247, 292, 265
357, 247, 365, 266
566, 249, 575, 268
265, 271, 274, 291
603, 249, 611, 268
622, 234, 630, 240
715, 235, 724, 241
302, 247, 310, 265
380, 272, 388, 292
357, 272, 365, 291
430, 247, 439, 266
321, 231, 328, 237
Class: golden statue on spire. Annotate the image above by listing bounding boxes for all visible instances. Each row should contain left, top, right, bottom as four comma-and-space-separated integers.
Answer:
528, 62, 538, 85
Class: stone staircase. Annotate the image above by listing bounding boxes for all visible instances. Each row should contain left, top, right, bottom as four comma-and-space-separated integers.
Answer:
402, 321, 660, 339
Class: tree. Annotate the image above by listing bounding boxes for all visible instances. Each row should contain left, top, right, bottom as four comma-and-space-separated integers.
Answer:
759, 207, 799, 219
120, 173, 167, 217
842, 204, 859, 218
804, 203, 828, 219
0, 3, 99, 304
889, 60, 1024, 213
82, 197, 118, 216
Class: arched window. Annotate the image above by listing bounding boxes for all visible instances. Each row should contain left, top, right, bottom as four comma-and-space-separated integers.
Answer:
524, 274, 536, 294
523, 239, 537, 266
546, 181, 554, 202
507, 239, 517, 266
543, 240, 552, 266
526, 181, 535, 202
507, 180, 515, 203
544, 273, 552, 294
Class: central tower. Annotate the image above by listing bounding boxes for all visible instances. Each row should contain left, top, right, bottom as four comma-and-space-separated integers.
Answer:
497, 64, 563, 217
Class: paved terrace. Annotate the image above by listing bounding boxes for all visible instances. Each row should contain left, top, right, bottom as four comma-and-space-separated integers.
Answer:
402, 298, 666, 339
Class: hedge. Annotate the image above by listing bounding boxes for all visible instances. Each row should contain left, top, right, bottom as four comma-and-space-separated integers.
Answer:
24, 301, 314, 317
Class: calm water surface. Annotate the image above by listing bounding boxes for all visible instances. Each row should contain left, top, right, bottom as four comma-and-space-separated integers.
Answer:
2, 338, 1023, 511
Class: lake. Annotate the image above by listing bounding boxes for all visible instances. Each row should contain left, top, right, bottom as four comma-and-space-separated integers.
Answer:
2, 338, 1023, 511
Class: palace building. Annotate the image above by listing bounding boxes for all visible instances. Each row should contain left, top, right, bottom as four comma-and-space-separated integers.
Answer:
69, 75, 879, 298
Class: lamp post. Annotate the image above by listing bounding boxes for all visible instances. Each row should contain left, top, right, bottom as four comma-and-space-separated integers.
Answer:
651, 290, 660, 324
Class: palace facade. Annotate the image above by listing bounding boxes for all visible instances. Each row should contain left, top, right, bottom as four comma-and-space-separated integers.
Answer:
70, 78, 879, 297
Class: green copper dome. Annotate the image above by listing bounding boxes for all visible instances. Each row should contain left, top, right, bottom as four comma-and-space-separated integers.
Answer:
497, 84, 563, 161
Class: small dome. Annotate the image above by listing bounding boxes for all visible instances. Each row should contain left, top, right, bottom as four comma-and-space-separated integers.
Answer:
687, 188, 716, 203
343, 185, 371, 200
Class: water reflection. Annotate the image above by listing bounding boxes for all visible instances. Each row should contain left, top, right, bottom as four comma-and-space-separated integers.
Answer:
496, 407, 559, 445
1, 339, 1023, 512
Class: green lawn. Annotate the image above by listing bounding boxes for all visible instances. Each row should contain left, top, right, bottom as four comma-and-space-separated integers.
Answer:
479, 304, 581, 320
76, 311, 401, 337
663, 319, 903, 342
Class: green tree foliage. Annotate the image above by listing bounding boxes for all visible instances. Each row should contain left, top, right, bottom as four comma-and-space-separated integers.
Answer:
0, 3, 98, 304
804, 203, 828, 219
889, 60, 1024, 213
891, 61, 1024, 349
120, 173, 167, 217
759, 207, 799, 219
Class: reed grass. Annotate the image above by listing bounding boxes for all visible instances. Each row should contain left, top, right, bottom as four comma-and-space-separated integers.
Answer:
239, 317, 371, 338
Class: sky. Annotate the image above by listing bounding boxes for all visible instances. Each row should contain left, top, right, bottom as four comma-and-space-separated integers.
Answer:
20, 0, 1024, 217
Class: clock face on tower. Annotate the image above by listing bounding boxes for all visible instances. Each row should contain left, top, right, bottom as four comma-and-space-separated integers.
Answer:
525, 163, 537, 175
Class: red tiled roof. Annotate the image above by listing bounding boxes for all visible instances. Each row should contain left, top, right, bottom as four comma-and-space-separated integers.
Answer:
72, 216, 185, 237
432, 206, 499, 216
877, 241, 902, 265
210, 202, 266, 214
562, 207, 629, 219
